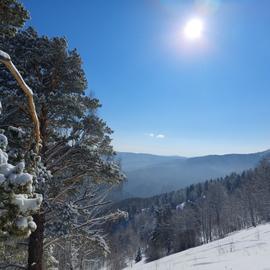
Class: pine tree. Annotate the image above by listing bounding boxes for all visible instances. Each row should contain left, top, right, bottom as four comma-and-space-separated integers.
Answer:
0, 27, 124, 270
0, 2, 124, 269
146, 206, 173, 262
135, 247, 142, 263
0, 0, 29, 38
0, 3, 44, 268
0, 122, 42, 238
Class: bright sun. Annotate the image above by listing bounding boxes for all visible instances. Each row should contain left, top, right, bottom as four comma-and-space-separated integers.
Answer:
184, 18, 204, 40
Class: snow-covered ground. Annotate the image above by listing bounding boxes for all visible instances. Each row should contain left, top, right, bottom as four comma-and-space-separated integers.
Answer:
123, 223, 270, 270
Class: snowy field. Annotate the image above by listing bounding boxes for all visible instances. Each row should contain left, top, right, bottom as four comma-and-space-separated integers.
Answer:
123, 223, 270, 270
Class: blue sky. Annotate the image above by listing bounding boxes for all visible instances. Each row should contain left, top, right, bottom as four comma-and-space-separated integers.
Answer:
22, 0, 270, 156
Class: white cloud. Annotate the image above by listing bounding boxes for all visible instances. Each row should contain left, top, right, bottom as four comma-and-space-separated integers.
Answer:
156, 134, 165, 139
145, 133, 166, 139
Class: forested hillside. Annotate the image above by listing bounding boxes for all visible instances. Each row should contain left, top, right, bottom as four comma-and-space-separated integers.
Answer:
116, 150, 270, 198
103, 159, 270, 269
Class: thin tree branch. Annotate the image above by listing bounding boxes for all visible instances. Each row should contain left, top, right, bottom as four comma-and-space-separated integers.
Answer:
0, 50, 41, 152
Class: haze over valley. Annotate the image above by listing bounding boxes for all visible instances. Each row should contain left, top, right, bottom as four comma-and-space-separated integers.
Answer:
116, 150, 270, 198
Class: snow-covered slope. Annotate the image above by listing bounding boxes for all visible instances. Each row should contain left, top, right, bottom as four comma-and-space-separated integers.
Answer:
124, 223, 270, 270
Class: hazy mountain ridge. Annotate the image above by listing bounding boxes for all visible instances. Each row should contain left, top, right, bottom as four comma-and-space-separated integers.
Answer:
116, 150, 270, 198
116, 152, 186, 172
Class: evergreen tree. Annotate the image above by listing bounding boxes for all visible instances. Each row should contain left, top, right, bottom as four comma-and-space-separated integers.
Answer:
146, 206, 173, 262
0, 27, 124, 270
0, 0, 29, 38
135, 247, 142, 263
0, 3, 45, 268
0, 122, 42, 238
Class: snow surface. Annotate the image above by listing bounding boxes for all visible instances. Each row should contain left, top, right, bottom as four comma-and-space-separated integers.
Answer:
123, 223, 270, 270
13, 194, 43, 213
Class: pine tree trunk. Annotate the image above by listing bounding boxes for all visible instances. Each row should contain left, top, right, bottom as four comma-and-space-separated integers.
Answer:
28, 107, 47, 270
28, 213, 45, 270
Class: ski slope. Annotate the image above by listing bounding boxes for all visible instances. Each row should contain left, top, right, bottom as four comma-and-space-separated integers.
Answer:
124, 223, 270, 270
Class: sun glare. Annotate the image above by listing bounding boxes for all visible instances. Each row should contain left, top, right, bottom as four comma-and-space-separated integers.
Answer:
184, 18, 204, 40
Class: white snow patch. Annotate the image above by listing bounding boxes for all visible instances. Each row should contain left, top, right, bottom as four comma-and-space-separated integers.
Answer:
176, 202, 186, 211
0, 163, 14, 176
12, 193, 43, 213
15, 216, 28, 230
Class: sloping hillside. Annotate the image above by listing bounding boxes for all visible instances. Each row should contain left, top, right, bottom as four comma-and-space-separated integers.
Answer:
117, 152, 186, 172
117, 150, 270, 198
123, 223, 270, 270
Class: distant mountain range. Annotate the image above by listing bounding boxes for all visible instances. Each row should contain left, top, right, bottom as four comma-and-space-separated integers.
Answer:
115, 150, 270, 198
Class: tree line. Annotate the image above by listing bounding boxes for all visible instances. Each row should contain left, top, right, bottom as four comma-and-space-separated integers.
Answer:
104, 158, 270, 269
